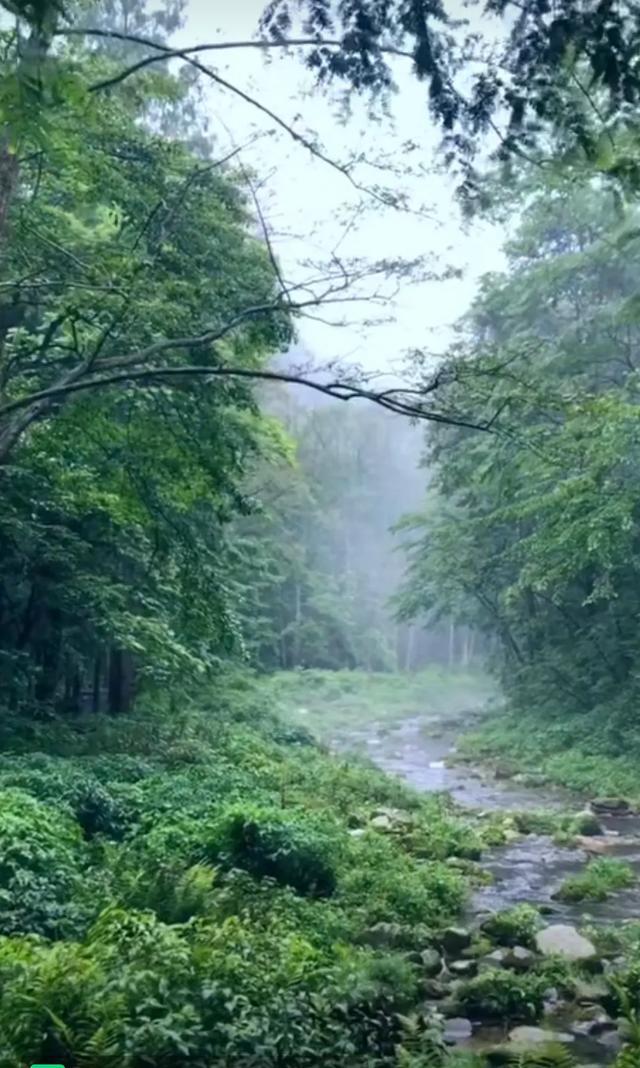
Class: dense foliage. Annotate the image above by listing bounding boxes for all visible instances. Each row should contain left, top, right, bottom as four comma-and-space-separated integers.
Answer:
0, 1, 294, 713
399, 174, 640, 757
0, 679, 475, 1066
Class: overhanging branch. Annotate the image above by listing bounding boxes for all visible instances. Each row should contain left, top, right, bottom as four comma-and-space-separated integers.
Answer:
0, 362, 492, 431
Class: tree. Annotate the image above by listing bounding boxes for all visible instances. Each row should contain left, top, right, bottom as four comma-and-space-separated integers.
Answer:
398, 172, 640, 732
0, 16, 296, 711
235, 393, 426, 671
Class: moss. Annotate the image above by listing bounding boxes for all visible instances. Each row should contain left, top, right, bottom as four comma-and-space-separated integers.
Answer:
554, 858, 635, 903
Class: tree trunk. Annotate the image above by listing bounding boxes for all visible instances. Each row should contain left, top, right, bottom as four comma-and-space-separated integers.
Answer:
92, 654, 102, 714
108, 648, 135, 714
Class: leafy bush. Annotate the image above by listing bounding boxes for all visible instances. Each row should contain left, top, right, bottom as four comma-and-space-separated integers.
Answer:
207, 803, 345, 896
454, 968, 547, 1021
555, 858, 635, 903
341, 833, 466, 927
481, 904, 542, 948
0, 789, 87, 938
0, 689, 475, 1066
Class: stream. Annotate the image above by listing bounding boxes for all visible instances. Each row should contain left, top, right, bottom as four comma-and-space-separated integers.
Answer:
334, 716, 640, 1062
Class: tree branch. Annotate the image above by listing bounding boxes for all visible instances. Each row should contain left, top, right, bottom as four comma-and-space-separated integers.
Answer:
0, 361, 491, 431
57, 28, 412, 206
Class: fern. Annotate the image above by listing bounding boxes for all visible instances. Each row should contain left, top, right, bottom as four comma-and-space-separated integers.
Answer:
498, 1045, 577, 1068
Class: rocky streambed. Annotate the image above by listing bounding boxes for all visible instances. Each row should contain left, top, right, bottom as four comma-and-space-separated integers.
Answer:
334, 716, 640, 1064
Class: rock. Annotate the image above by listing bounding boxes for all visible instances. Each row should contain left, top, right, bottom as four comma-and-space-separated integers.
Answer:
443, 1017, 473, 1044
574, 976, 610, 1004
421, 949, 443, 977
356, 922, 405, 949
423, 978, 448, 999
494, 762, 518, 780
441, 926, 472, 954
371, 806, 413, 825
509, 946, 536, 971
590, 797, 632, 815
439, 996, 461, 1018
575, 835, 610, 854
512, 772, 549, 788
483, 948, 510, 967
508, 1026, 574, 1047
449, 959, 477, 977
348, 828, 366, 839
535, 924, 598, 962
597, 1029, 622, 1053
369, 814, 394, 832
571, 1009, 614, 1036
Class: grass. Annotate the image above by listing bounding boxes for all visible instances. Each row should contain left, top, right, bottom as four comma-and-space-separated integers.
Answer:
261, 666, 497, 741
0, 674, 492, 1066
554, 858, 635, 903
459, 709, 640, 802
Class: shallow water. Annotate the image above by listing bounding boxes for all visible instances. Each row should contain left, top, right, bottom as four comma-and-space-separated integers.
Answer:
335, 715, 640, 1062
337, 716, 640, 926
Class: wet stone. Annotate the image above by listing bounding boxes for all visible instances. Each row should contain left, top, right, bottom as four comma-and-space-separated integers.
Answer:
443, 1017, 473, 1044
441, 926, 472, 954
421, 948, 443, 976
574, 976, 610, 1004
423, 978, 448, 999
449, 959, 478, 977
508, 1026, 574, 1046
509, 946, 535, 970
535, 924, 598, 963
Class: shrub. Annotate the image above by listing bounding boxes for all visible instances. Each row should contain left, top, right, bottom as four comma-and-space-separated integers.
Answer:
207, 804, 344, 897
481, 904, 542, 948
0, 789, 87, 938
454, 968, 546, 1021
555, 858, 635, 903
341, 833, 466, 927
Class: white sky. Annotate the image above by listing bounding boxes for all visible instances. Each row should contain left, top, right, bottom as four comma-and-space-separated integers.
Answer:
173, 0, 508, 377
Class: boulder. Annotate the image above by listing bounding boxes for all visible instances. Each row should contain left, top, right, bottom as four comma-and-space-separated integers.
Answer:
449, 959, 478, 977
482, 948, 510, 967
535, 924, 598, 962
598, 1029, 622, 1053
590, 797, 632, 815
371, 806, 413, 825
369, 814, 394, 832
571, 1009, 613, 1036
356, 922, 404, 949
494, 762, 518, 780
574, 976, 610, 1004
512, 772, 549, 788
421, 948, 443, 977
441, 926, 472, 954
575, 835, 610, 855
508, 1026, 574, 1047
509, 946, 536, 971
423, 978, 448, 999
443, 1017, 473, 1045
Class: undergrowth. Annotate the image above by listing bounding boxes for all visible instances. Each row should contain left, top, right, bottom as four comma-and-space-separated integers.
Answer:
460, 709, 640, 800
0, 675, 476, 1067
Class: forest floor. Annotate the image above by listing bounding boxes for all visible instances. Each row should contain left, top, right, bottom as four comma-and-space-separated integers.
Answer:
2, 669, 640, 1067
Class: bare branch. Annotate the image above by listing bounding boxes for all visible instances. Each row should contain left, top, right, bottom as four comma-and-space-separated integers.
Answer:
0, 360, 492, 432
56, 28, 413, 206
